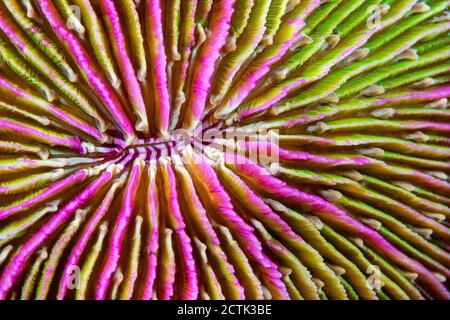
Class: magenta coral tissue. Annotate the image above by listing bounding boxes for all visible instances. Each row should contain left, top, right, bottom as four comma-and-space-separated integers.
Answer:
0, 0, 449, 300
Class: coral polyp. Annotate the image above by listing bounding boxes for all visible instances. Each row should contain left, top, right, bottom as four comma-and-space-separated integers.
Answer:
0, 0, 449, 300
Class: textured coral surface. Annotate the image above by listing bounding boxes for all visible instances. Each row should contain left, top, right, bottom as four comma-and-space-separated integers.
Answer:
0, 0, 449, 300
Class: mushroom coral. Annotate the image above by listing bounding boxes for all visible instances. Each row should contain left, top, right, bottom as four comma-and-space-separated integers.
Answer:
0, 0, 449, 300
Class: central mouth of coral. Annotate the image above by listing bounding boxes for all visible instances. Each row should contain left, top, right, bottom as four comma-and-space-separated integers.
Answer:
100, 124, 230, 163
120, 135, 196, 161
